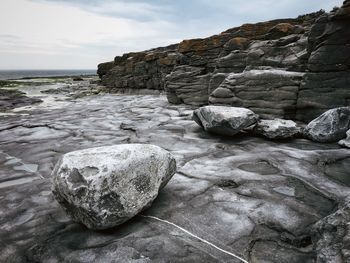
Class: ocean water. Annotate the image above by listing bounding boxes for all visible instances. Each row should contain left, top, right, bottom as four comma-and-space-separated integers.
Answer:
0, 69, 97, 80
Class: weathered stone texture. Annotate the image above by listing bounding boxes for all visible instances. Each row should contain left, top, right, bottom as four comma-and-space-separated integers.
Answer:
209, 69, 304, 119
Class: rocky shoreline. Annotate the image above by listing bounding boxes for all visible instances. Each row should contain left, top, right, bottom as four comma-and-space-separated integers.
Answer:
98, 0, 350, 123
0, 1, 349, 262
0, 75, 349, 262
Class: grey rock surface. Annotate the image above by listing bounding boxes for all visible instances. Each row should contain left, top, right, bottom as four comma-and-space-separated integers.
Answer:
209, 69, 304, 119
164, 65, 210, 106
1, 78, 350, 262
296, 2, 350, 122
312, 197, 350, 263
304, 107, 350, 142
193, 105, 258, 136
0, 88, 42, 111
52, 144, 176, 230
253, 118, 301, 139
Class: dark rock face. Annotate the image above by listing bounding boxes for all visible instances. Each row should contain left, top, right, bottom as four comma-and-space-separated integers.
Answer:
296, 2, 350, 122
99, 45, 180, 92
52, 144, 176, 230
304, 107, 350, 142
97, 61, 114, 78
98, 2, 349, 122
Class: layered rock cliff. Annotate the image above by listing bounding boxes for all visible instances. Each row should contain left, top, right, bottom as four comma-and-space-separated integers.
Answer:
98, 0, 350, 122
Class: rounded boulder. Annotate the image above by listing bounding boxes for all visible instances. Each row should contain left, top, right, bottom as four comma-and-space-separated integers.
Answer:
52, 144, 176, 230
193, 105, 259, 136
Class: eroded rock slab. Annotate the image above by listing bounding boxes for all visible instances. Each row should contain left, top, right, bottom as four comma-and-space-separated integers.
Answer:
0, 88, 42, 111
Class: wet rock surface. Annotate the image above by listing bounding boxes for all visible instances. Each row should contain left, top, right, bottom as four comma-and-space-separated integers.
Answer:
0, 79, 350, 262
0, 88, 42, 111
52, 144, 176, 230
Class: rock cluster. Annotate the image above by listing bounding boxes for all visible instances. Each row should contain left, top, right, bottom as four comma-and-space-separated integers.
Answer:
193, 105, 350, 144
52, 144, 176, 230
98, 2, 349, 122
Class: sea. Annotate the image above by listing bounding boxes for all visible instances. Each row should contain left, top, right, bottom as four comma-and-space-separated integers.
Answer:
0, 69, 97, 80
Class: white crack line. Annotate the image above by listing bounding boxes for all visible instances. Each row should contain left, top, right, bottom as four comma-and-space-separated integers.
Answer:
140, 215, 249, 263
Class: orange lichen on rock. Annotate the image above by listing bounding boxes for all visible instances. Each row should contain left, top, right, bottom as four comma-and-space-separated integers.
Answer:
178, 34, 229, 54
225, 37, 250, 50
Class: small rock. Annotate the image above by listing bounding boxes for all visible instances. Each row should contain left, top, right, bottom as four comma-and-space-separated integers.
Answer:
304, 107, 350, 142
253, 118, 301, 139
338, 129, 350, 148
193, 105, 259, 136
52, 144, 176, 230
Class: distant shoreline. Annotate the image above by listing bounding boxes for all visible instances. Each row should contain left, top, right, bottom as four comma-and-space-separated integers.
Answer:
0, 69, 97, 80
15, 74, 97, 80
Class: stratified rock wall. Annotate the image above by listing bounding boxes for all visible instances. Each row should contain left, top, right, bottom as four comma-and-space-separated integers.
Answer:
98, 2, 349, 122
209, 69, 304, 119
99, 44, 180, 91
165, 65, 211, 106
296, 1, 350, 121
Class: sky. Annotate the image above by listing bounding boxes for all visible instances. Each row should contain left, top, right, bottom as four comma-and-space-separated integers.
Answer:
0, 0, 343, 70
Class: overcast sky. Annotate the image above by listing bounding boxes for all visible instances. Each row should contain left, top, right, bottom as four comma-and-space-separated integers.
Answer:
0, 0, 343, 70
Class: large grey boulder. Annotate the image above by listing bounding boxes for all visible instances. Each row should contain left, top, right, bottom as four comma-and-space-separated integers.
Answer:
304, 107, 350, 142
52, 144, 176, 230
338, 129, 350, 148
253, 118, 301, 139
193, 105, 258, 136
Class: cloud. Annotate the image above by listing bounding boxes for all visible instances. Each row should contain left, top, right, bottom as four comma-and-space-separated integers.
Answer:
0, 34, 21, 39
31, 0, 172, 21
